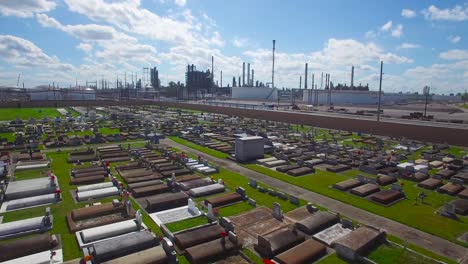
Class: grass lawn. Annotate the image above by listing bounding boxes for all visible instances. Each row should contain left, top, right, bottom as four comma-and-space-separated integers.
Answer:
242, 248, 263, 264
316, 253, 349, 264
98, 128, 120, 135
243, 164, 467, 246
165, 216, 209, 233
14, 168, 49, 180
0, 132, 15, 142
168, 136, 229, 159
368, 243, 441, 264
66, 108, 81, 118
442, 146, 467, 158
0, 108, 60, 121
217, 201, 257, 217
66, 131, 93, 137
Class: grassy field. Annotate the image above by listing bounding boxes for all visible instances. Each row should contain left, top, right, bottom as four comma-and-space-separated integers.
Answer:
0, 132, 15, 142
316, 253, 349, 264
0, 108, 61, 121
14, 168, 48, 180
66, 131, 93, 137
168, 136, 230, 159
368, 243, 441, 264
244, 164, 467, 246
165, 216, 210, 233
99, 128, 120, 135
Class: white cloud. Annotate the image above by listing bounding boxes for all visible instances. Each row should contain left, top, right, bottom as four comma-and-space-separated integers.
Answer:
0, 35, 73, 71
0, 0, 56, 18
391, 24, 403, 38
440, 49, 468, 60
76, 43, 92, 53
232, 37, 248, 47
397, 43, 421, 49
380, 21, 392, 31
423, 4, 468, 21
365, 30, 376, 39
448, 35, 461, 43
174, 0, 186, 7
401, 9, 416, 18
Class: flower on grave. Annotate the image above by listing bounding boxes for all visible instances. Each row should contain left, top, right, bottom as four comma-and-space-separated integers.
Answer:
220, 231, 228, 237
84, 255, 93, 261
55, 189, 61, 194
213, 208, 219, 215
263, 259, 274, 264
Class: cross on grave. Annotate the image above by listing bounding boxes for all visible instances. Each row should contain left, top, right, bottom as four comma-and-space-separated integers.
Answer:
418, 191, 427, 203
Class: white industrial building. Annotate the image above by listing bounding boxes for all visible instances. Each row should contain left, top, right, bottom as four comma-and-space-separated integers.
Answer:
28, 87, 96, 101
232, 86, 278, 101
302, 89, 462, 105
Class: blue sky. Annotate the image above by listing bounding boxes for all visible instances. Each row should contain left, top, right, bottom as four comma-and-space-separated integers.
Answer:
0, 0, 467, 94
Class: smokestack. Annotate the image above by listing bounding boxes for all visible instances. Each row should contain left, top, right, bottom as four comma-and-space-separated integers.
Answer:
311, 74, 314, 91
252, 69, 254, 86
299, 76, 302, 89
242, 62, 245, 86
247, 63, 250, 87
220, 70, 223, 88
304, 63, 308, 89
238, 76, 241, 87
272, 40, 275, 88
212, 56, 214, 83
351, 65, 354, 89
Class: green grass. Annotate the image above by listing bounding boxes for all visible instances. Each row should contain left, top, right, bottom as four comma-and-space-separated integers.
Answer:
0, 108, 61, 121
442, 146, 467, 158
368, 243, 441, 264
242, 164, 467, 247
66, 108, 81, 117
14, 168, 48, 180
66, 130, 93, 137
0, 132, 15, 141
316, 253, 349, 264
98, 128, 120, 135
218, 201, 257, 217
168, 136, 229, 159
165, 216, 209, 233
242, 248, 263, 264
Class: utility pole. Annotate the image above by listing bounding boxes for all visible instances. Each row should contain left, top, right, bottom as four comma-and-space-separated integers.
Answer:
377, 61, 383, 122
272, 40, 276, 89
423, 86, 430, 118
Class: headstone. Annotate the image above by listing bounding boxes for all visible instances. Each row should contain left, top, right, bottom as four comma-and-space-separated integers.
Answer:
248, 198, 256, 207
207, 203, 215, 220
341, 218, 354, 229
441, 202, 456, 218
272, 202, 283, 220
257, 186, 267, 193
306, 203, 318, 213
268, 189, 277, 196
219, 217, 234, 231
289, 195, 300, 205
136, 209, 142, 228
228, 231, 237, 244
187, 199, 197, 214
277, 192, 288, 200
235, 187, 246, 198
125, 200, 132, 216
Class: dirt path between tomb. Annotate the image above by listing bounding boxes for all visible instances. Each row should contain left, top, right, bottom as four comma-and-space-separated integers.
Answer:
162, 138, 468, 264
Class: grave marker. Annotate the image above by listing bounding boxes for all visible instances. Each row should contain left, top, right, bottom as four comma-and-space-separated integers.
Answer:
248, 198, 256, 207
289, 195, 300, 205
306, 203, 319, 213
235, 187, 246, 198
341, 218, 354, 229
272, 202, 283, 220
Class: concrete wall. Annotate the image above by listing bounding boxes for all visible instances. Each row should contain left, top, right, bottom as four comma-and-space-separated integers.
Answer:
152, 101, 468, 147
232, 87, 278, 101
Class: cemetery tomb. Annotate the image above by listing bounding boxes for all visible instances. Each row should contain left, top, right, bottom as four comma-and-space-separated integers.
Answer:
185, 236, 238, 264
287, 167, 315, 176
333, 179, 363, 191
76, 186, 120, 202
257, 157, 278, 165
67, 201, 135, 232
158, 165, 180, 172
429, 160, 444, 168
77, 182, 114, 192
145, 192, 189, 213
326, 164, 351, 173
176, 174, 201, 182
196, 166, 217, 174
4, 177, 57, 200
0, 210, 52, 239
436, 169, 456, 179
350, 183, 380, 197
274, 239, 327, 264
254, 228, 305, 259
378, 166, 399, 175
161, 168, 190, 177
376, 174, 397, 186
333, 226, 386, 261
101, 246, 168, 264
178, 178, 213, 191
312, 223, 353, 246
370, 189, 404, 205
149, 199, 201, 226
0, 234, 59, 263
276, 164, 301, 173
70, 175, 105, 185
15, 160, 50, 171
71, 166, 106, 176
119, 168, 154, 178
235, 136, 264, 162
228, 207, 274, 227
125, 174, 162, 184
451, 199, 468, 215
304, 159, 324, 167
4, 193, 59, 211
457, 188, 468, 199
77, 218, 143, 246
454, 172, 468, 184
73, 169, 108, 178
189, 183, 225, 197
127, 180, 164, 191
173, 224, 225, 250
131, 184, 170, 198
265, 160, 289, 168
402, 172, 429, 182
68, 154, 97, 163
417, 178, 443, 190
86, 230, 158, 263
438, 182, 465, 196
295, 211, 340, 235
204, 192, 243, 208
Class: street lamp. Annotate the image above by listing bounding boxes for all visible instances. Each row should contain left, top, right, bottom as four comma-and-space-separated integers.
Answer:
423, 86, 430, 118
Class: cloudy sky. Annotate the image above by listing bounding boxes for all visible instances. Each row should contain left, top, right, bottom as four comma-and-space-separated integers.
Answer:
0, 0, 467, 94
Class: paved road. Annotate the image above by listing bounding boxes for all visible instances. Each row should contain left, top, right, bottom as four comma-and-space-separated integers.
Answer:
163, 138, 468, 263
